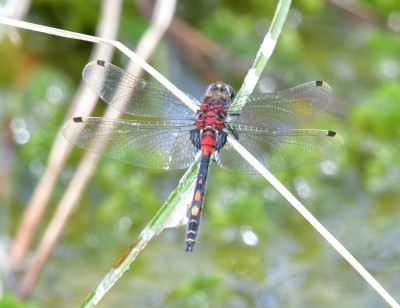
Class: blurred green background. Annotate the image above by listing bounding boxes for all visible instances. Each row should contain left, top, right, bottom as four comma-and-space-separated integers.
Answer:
1, 0, 400, 307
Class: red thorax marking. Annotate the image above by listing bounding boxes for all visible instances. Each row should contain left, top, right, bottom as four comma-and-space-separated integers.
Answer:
196, 99, 226, 155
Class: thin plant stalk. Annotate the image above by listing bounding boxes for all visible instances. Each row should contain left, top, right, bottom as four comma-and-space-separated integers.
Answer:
9, 0, 123, 273
1, 0, 398, 306
227, 138, 399, 308
14, 0, 179, 299
0, 15, 198, 112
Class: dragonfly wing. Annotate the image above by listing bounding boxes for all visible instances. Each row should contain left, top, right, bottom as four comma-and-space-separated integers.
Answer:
216, 126, 343, 174
228, 81, 333, 129
62, 117, 198, 170
82, 60, 198, 118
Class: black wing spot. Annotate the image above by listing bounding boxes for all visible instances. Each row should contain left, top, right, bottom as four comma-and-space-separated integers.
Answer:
96, 60, 105, 66
326, 130, 336, 137
73, 117, 84, 123
316, 80, 323, 86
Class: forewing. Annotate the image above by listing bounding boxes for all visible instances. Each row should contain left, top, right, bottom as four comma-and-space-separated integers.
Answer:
227, 81, 333, 129
216, 126, 343, 174
62, 117, 198, 170
82, 60, 198, 118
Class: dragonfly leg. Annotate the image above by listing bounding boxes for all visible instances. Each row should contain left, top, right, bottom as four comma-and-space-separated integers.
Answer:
215, 130, 227, 151
213, 130, 227, 163
226, 124, 239, 140
190, 128, 201, 150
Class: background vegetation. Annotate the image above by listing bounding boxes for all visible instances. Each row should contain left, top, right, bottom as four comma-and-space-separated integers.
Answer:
1, 0, 400, 306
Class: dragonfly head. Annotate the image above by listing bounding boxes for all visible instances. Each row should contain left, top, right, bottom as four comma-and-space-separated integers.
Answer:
204, 82, 235, 105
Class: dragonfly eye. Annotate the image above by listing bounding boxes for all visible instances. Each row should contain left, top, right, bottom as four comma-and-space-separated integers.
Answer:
205, 82, 235, 102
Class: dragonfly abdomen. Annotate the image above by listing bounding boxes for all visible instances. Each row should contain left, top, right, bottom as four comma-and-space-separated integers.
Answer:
186, 152, 212, 252
186, 87, 232, 251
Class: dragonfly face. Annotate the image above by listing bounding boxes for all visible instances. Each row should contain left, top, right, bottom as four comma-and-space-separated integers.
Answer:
204, 82, 235, 105
63, 60, 343, 251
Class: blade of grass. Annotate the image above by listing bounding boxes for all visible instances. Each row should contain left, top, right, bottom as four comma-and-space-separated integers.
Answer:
233, 0, 291, 104
81, 162, 198, 307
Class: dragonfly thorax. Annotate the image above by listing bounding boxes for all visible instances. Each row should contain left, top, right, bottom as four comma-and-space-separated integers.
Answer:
196, 98, 227, 131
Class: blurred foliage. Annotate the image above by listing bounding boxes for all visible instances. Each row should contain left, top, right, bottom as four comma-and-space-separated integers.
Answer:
0, 293, 36, 308
1, 0, 400, 307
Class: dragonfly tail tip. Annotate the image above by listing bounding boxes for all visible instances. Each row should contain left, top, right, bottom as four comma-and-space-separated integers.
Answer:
186, 243, 195, 252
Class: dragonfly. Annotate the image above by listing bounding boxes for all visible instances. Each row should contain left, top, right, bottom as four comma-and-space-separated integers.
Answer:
62, 60, 343, 252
